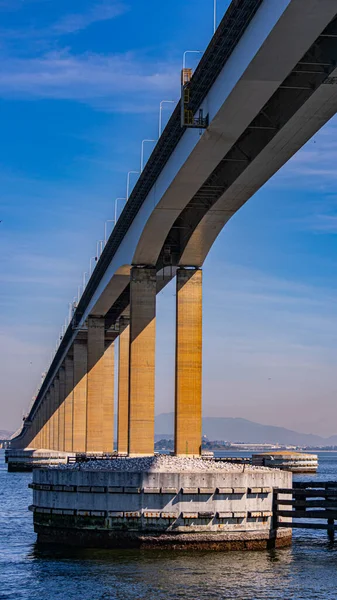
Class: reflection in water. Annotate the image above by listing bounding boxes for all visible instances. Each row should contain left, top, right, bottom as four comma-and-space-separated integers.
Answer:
1, 450, 337, 599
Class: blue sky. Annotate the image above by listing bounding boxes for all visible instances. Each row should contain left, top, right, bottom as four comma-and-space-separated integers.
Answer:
1, 0, 337, 436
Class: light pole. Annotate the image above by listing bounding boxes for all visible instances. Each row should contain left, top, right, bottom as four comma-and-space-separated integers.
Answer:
96, 239, 104, 258
104, 220, 115, 245
68, 302, 73, 322
89, 256, 97, 276
159, 100, 175, 137
82, 272, 87, 289
141, 139, 157, 172
183, 50, 203, 70
214, 0, 216, 33
127, 171, 139, 200
115, 197, 126, 224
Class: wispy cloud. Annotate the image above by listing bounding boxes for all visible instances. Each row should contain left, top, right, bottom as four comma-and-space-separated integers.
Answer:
0, 50, 179, 110
275, 121, 337, 189
54, 1, 127, 34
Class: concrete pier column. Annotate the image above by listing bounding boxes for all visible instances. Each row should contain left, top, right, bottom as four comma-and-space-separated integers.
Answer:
49, 385, 55, 450
39, 408, 44, 448
86, 317, 105, 452
43, 398, 48, 449
128, 267, 156, 457
175, 268, 202, 457
53, 376, 60, 450
46, 391, 51, 450
64, 354, 74, 452
36, 408, 42, 448
29, 418, 37, 449
73, 340, 88, 452
117, 317, 130, 455
58, 365, 66, 451
103, 340, 114, 453
43, 394, 49, 449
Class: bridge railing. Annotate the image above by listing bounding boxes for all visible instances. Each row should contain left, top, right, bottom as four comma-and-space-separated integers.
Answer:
274, 482, 337, 539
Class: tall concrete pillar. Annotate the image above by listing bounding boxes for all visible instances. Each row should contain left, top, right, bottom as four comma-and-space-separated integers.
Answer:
46, 391, 51, 450
73, 340, 87, 452
27, 422, 35, 449
117, 317, 130, 455
86, 318, 105, 452
53, 376, 60, 450
49, 385, 55, 450
64, 354, 74, 452
58, 366, 66, 451
128, 267, 156, 457
175, 268, 202, 457
41, 405, 46, 448
36, 408, 42, 448
103, 340, 114, 453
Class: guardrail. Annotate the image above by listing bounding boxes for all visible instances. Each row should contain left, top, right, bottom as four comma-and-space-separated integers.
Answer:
274, 482, 337, 540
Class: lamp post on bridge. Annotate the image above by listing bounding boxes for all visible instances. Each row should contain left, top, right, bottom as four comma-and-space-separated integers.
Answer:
126, 171, 139, 200
159, 100, 175, 137
89, 256, 97, 276
96, 240, 104, 259
104, 220, 115, 245
214, 0, 216, 33
182, 50, 203, 70
141, 139, 157, 172
115, 197, 126, 225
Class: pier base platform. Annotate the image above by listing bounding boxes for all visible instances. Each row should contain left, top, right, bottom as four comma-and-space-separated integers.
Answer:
6, 449, 75, 472
30, 456, 292, 550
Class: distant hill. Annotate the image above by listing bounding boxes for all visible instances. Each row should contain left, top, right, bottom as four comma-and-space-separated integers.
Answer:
0, 430, 13, 440
155, 413, 337, 446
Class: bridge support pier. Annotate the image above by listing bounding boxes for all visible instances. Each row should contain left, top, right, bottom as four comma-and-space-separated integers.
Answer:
41, 398, 47, 449
103, 339, 114, 453
117, 317, 130, 455
64, 355, 74, 452
49, 383, 55, 450
86, 317, 106, 452
73, 340, 88, 452
86, 318, 115, 453
128, 267, 156, 457
53, 376, 60, 451
175, 268, 202, 456
58, 365, 66, 452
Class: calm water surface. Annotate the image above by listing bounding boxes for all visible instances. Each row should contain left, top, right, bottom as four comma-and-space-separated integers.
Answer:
1, 450, 337, 600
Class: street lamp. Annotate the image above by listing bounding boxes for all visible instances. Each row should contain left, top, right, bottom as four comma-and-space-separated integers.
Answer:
159, 100, 175, 137
183, 50, 203, 70
214, 0, 216, 33
68, 302, 73, 322
89, 256, 97, 276
104, 220, 115, 245
96, 240, 104, 258
141, 139, 157, 172
127, 171, 139, 200
82, 272, 87, 289
115, 197, 126, 224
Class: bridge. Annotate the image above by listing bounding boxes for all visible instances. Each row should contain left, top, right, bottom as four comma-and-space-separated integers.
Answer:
10, 0, 337, 461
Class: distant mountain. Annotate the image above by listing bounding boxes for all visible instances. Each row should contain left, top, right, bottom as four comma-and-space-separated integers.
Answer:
0, 430, 13, 440
155, 413, 337, 446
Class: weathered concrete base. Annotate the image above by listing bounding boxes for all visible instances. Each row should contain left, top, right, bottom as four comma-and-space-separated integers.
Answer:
30, 456, 292, 550
34, 518, 292, 550
6, 449, 75, 472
